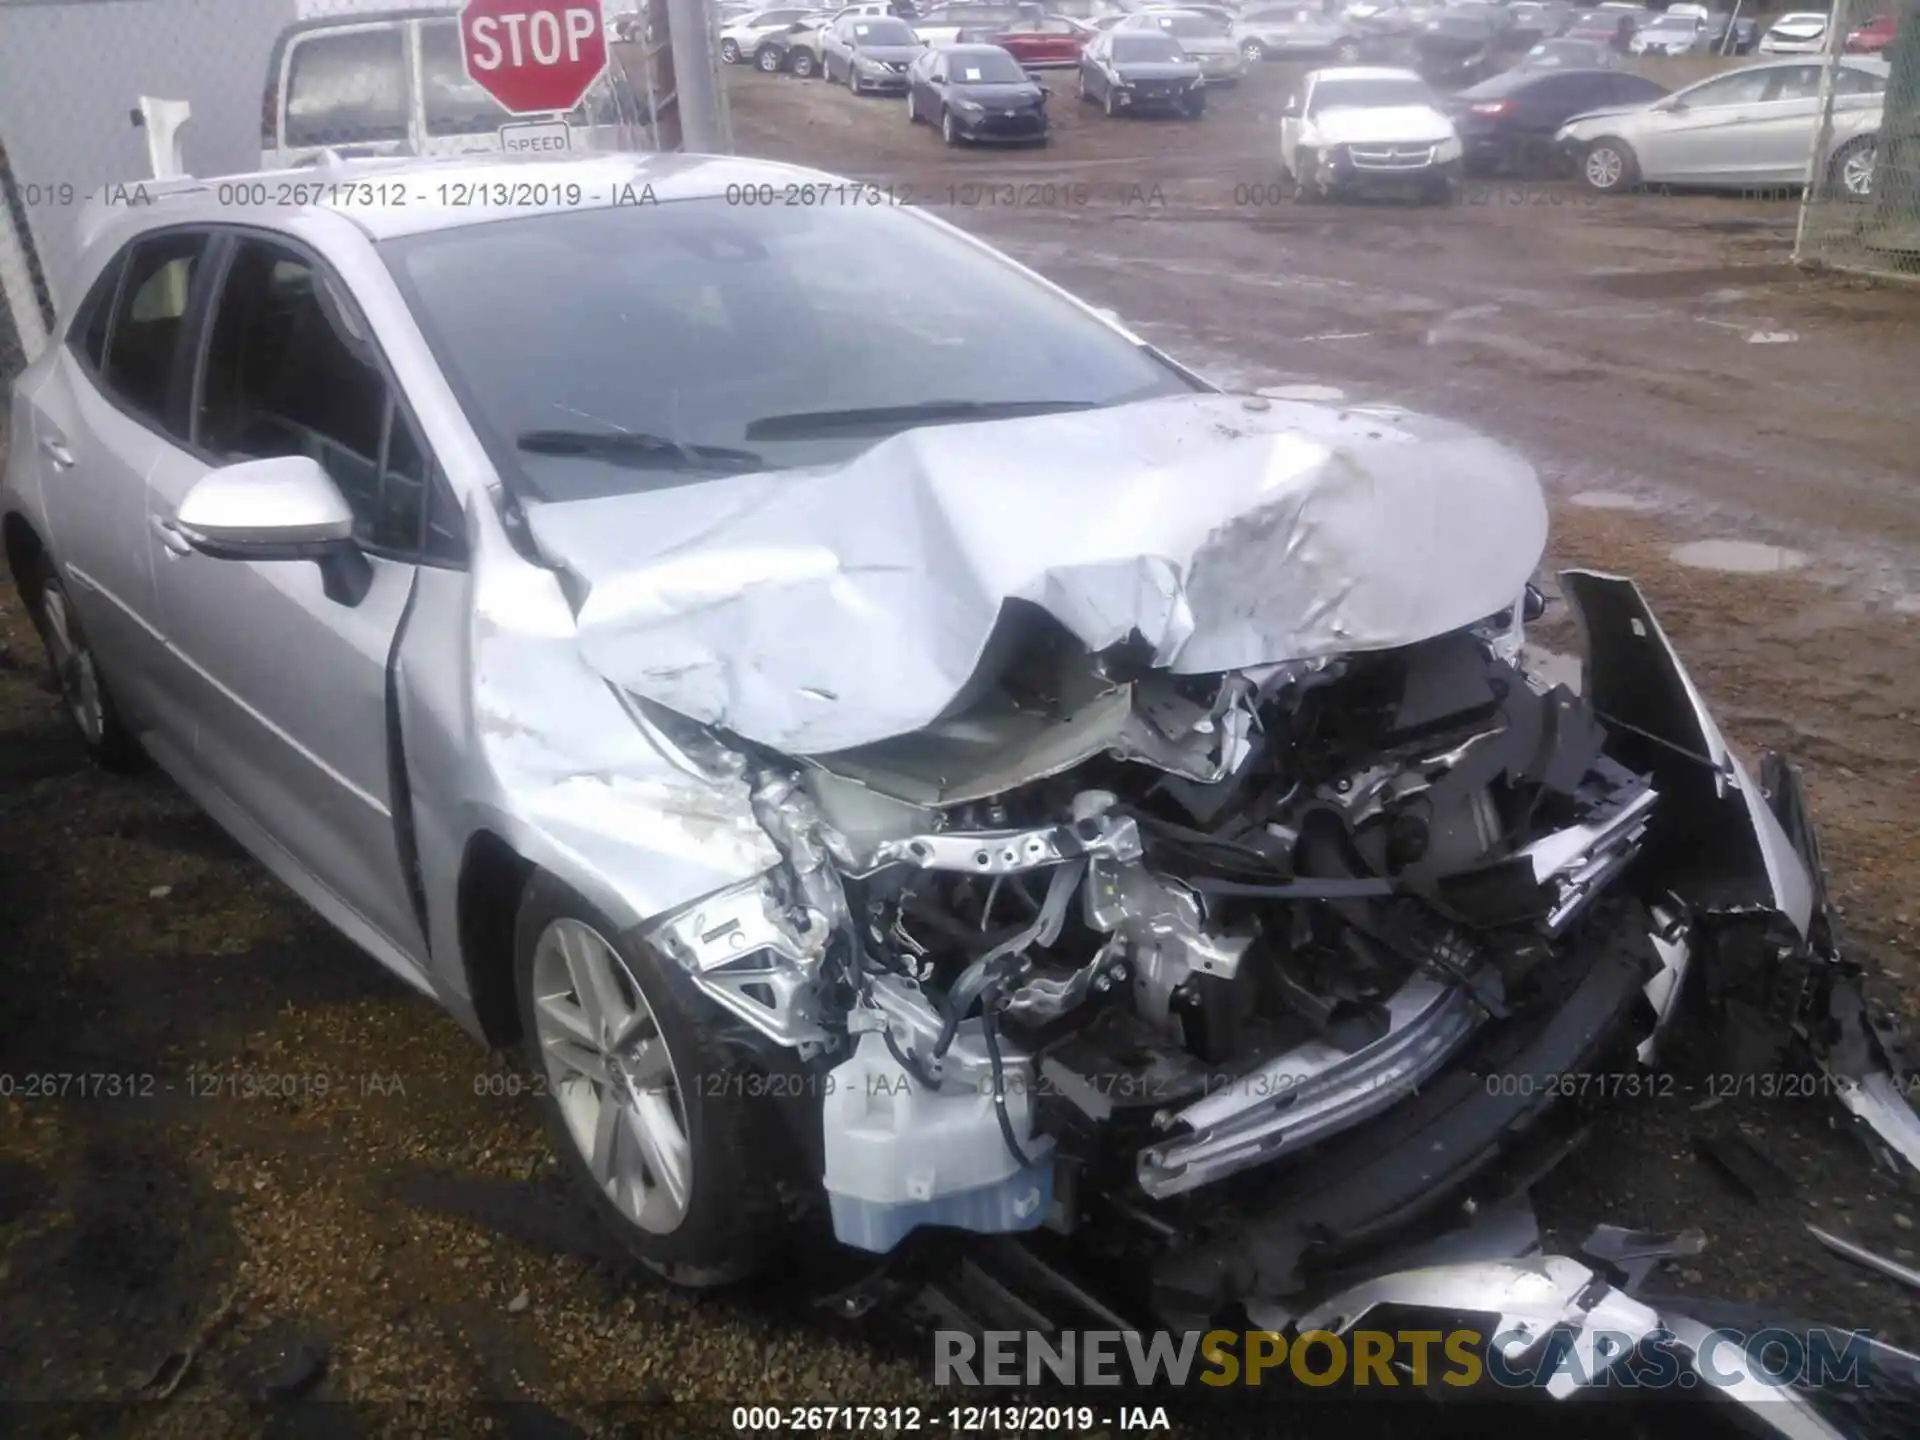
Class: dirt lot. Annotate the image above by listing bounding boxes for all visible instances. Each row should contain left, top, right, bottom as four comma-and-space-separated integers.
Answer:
4, 54, 1920, 1436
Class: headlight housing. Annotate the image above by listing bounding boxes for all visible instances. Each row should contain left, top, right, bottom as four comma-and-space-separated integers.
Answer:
954, 98, 985, 114
1434, 135, 1464, 163
857, 52, 888, 69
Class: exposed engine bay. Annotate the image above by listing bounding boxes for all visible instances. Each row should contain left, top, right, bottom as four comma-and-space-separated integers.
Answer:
639, 568, 1916, 1323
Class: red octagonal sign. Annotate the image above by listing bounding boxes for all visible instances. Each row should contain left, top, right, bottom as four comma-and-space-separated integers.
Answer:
461, 0, 609, 117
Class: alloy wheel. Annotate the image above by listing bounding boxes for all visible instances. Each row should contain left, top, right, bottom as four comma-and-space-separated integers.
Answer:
530, 918, 692, 1235
1585, 144, 1624, 190
40, 583, 105, 745
1840, 142, 1876, 200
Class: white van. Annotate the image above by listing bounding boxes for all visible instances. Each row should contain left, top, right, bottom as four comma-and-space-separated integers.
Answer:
262, 7, 654, 167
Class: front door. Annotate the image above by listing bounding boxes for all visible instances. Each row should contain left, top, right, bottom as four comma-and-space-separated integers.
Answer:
144, 233, 430, 966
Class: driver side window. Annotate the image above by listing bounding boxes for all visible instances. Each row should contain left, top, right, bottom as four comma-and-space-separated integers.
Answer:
194, 237, 460, 563
1680, 70, 1774, 109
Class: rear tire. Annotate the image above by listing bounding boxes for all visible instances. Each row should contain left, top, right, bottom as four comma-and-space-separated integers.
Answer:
1581, 136, 1638, 192
755, 44, 783, 73
791, 49, 817, 79
1828, 135, 1876, 202
23, 554, 143, 771
514, 874, 787, 1288
1334, 38, 1362, 63
1241, 39, 1266, 62
720, 38, 741, 64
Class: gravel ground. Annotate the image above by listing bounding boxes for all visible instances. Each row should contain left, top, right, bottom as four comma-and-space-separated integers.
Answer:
3, 55, 1920, 1437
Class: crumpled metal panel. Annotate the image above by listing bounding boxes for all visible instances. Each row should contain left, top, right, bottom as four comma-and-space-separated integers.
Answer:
526, 393, 1549, 755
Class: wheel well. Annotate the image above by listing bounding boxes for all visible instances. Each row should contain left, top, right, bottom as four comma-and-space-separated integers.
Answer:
3, 514, 46, 605
457, 830, 535, 1049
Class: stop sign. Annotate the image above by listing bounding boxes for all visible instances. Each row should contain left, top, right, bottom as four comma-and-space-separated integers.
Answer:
461, 0, 610, 117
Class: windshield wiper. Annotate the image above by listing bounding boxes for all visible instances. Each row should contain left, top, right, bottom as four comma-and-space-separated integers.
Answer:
743, 399, 1101, 441
515, 428, 765, 473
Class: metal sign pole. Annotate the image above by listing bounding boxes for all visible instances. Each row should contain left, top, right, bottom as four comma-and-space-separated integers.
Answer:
664, 0, 725, 152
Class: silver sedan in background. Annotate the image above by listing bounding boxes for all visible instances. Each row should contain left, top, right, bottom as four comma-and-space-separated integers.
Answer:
1559, 55, 1887, 197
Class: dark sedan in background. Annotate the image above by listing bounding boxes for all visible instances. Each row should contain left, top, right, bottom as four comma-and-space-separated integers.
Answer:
1447, 64, 1666, 174
906, 43, 1052, 142
1077, 28, 1207, 116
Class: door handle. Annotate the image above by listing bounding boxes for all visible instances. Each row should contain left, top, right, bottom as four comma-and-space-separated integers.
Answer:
151, 514, 195, 557
39, 436, 75, 469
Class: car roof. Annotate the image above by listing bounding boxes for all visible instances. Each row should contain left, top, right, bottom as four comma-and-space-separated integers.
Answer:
76, 153, 848, 254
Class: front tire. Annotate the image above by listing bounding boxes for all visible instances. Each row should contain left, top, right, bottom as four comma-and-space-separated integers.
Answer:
942, 107, 961, 145
1334, 38, 1362, 63
754, 44, 783, 73
24, 555, 142, 770
720, 38, 741, 64
514, 875, 785, 1287
1241, 39, 1266, 62
1581, 136, 1638, 192
1104, 84, 1117, 117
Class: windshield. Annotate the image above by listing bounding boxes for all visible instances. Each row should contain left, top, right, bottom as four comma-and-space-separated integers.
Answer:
1114, 33, 1186, 60
382, 200, 1195, 502
1310, 77, 1435, 110
852, 18, 916, 41
951, 51, 1029, 82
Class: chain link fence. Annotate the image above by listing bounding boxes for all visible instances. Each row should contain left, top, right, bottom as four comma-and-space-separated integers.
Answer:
1794, 0, 1920, 278
0, 0, 724, 388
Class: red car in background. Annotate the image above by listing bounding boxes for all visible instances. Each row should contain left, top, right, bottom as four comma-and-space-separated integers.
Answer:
957, 14, 1095, 65
1844, 12, 1898, 51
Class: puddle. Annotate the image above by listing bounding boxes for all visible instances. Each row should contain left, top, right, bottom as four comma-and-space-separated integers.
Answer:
1570, 491, 1661, 513
1670, 539, 1810, 575
1257, 383, 1346, 402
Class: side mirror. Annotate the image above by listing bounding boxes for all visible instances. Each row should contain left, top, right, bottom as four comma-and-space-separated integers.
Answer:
170, 456, 373, 604
1522, 582, 1548, 622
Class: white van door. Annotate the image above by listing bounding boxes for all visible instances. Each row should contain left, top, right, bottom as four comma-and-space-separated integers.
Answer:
268, 22, 416, 168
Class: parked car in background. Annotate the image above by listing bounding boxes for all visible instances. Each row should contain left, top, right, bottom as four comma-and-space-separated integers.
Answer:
1505, 0, 1576, 41
1757, 11, 1829, 53
1281, 65, 1462, 202
1448, 64, 1666, 173
1233, 5, 1368, 62
822, 14, 926, 89
1118, 9, 1248, 83
753, 18, 829, 74
720, 6, 826, 63
1628, 11, 1707, 53
1513, 35, 1621, 68
1077, 27, 1208, 115
906, 42, 1052, 141
1845, 12, 1898, 52
959, 15, 1095, 65
1564, 7, 1645, 49
1558, 55, 1886, 198
1411, 11, 1502, 85
913, 3, 1030, 44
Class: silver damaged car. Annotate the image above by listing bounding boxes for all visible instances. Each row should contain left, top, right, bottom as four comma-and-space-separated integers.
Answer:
6, 154, 1918, 1362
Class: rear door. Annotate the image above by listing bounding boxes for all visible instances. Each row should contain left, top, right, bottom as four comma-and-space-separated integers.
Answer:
29, 232, 216, 728
144, 232, 434, 968
1735, 62, 1827, 180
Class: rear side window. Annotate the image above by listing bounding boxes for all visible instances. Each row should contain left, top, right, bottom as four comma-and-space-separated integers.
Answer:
284, 27, 409, 148
70, 254, 125, 372
101, 233, 208, 435
1833, 65, 1886, 95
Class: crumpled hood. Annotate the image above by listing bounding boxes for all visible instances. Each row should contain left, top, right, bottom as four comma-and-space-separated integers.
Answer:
525, 392, 1547, 756
1309, 103, 1457, 146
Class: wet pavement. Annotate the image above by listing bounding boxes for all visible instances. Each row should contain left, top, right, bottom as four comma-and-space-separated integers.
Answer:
3, 57, 1920, 1437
